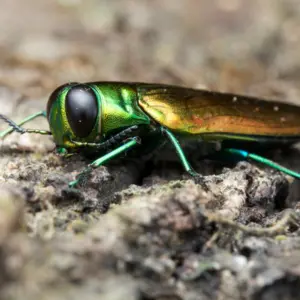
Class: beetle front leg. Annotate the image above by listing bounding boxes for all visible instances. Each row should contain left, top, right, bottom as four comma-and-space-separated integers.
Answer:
70, 125, 139, 150
68, 137, 141, 188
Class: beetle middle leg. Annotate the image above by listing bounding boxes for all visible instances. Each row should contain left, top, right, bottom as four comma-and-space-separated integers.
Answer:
160, 126, 200, 177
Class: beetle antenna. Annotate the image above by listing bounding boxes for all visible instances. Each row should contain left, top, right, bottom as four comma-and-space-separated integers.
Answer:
0, 113, 52, 137
0, 114, 26, 134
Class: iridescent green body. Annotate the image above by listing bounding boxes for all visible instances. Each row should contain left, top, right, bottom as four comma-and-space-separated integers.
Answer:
2, 81, 300, 188
47, 82, 151, 149
47, 82, 300, 149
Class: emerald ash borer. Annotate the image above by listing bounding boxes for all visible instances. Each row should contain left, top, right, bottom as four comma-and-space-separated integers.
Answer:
1, 82, 300, 187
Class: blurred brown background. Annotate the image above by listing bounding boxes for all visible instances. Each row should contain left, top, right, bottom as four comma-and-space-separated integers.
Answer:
1, 0, 300, 102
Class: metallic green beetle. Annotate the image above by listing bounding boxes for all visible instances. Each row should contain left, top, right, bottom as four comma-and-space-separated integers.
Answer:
1, 81, 300, 187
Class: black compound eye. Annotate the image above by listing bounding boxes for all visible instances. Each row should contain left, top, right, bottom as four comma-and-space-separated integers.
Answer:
65, 85, 98, 138
47, 82, 78, 120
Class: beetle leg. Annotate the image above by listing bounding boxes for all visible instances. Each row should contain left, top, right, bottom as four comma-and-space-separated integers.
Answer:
55, 147, 76, 158
160, 127, 199, 177
68, 137, 141, 188
0, 111, 51, 138
224, 148, 300, 179
102, 125, 139, 148
70, 125, 139, 150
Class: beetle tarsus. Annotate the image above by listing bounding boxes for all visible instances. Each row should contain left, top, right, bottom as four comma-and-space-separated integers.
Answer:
69, 166, 92, 188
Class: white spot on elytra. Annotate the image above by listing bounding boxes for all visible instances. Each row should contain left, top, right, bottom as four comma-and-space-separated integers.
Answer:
273, 106, 279, 111
280, 117, 286, 122
232, 96, 237, 102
